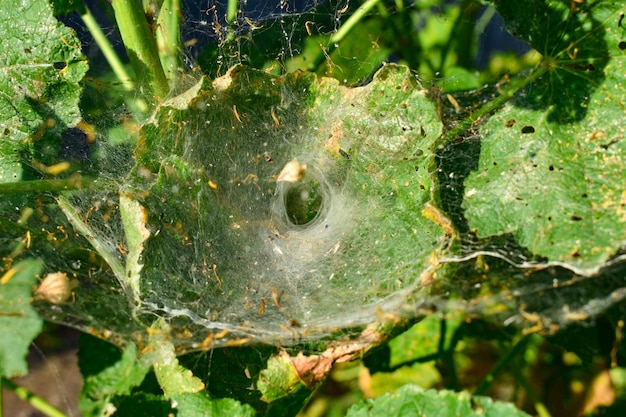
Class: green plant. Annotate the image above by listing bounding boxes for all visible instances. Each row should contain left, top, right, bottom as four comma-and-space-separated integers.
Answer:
2, 0, 626, 416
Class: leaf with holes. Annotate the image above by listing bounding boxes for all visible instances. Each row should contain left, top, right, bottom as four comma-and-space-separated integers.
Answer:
0, 0, 88, 147
463, 1, 626, 274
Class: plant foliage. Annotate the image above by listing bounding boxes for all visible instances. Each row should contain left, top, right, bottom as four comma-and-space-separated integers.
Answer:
2, 0, 626, 416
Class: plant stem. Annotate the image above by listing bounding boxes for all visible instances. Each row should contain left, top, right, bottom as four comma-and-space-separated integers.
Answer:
0, 378, 68, 417
514, 366, 553, 417
473, 336, 529, 396
224, 0, 239, 42
80, 5, 134, 92
437, 319, 447, 355
434, 63, 548, 149
110, 0, 169, 102
474, 4, 497, 37
442, 322, 466, 391
387, 352, 440, 372
447, 0, 482, 72
307, 0, 381, 72
226, 0, 238, 25
330, 0, 381, 44
0, 176, 95, 195
157, 0, 182, 82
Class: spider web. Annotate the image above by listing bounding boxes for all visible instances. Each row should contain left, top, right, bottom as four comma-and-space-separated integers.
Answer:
11, 0, 626, 355
46, 61, 447, 352
28, 1, 445, 354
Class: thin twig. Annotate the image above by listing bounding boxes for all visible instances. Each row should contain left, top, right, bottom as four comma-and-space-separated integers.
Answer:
0, 377, 68, 417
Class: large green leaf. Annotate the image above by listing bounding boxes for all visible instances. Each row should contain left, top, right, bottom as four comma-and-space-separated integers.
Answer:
463, 1, 626, 274
0, 140, 23, 183
0, 0, 87, 146
346, 385, 531, 417
0, 259, 43, 377
78, 336, 151, 416
49, 64, 446, 352
79, 327, 257, 417
146, 320, 257, 417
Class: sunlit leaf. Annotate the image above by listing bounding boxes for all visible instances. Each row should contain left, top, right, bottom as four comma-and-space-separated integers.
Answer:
49, 64, 445, 352
146, 320, 256, 417
346, 385, 531, 417
0, 0, 88, 145
0, 259, 43, 377
463, 1, 626, 273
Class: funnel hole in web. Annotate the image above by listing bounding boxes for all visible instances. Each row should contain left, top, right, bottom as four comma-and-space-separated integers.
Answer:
280, 171, 329, 227
282, 178, 324, 226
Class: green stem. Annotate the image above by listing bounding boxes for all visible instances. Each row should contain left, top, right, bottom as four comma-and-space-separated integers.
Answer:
80, 5, 134, 91
434, 63, 548, 149
226, 0, 238, 25
435, 0, 466, 75
0, 378, 68, 417
157, 0, 182, 82
474, 4, 497, 37
224, 0, 239, 42
306, 0, 381, 73
330, 0, 381, 44
437, 319, 447, 353
473, 336, 529, 396
442, 323, 465, 391
110, 0, 169, 102
0, 176, 95, 195
386, 5, 420, 70
448, 0, 482, 71
387, 352, 440, 372
514, 366, 553, 417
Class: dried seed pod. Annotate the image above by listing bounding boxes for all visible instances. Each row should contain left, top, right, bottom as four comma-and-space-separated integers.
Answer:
34, 272, 77, 304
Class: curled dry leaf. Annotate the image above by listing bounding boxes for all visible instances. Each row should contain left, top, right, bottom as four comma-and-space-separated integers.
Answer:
290, 324, 387, 387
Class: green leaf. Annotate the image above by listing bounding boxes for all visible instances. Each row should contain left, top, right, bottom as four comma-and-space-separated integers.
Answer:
285, 18, 392, 84
365, 317, 464, 395
387, 316, 453, 366
119, 193, 150, 303
346, 385, 531, 417
0, 0, 88, 144
168, 393, 257, 417
0, 140, 23, 183
54, 63, 445, 352
51, 0, 86, 16
145, 320, 256, 417
463, 1, 626, 273
0, 259, 43, 377
257, 351, 314, 417
109, 392, 172, 417
257, 352, 308, 402
146, 320, 206, 396
78, 335, 151, 416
